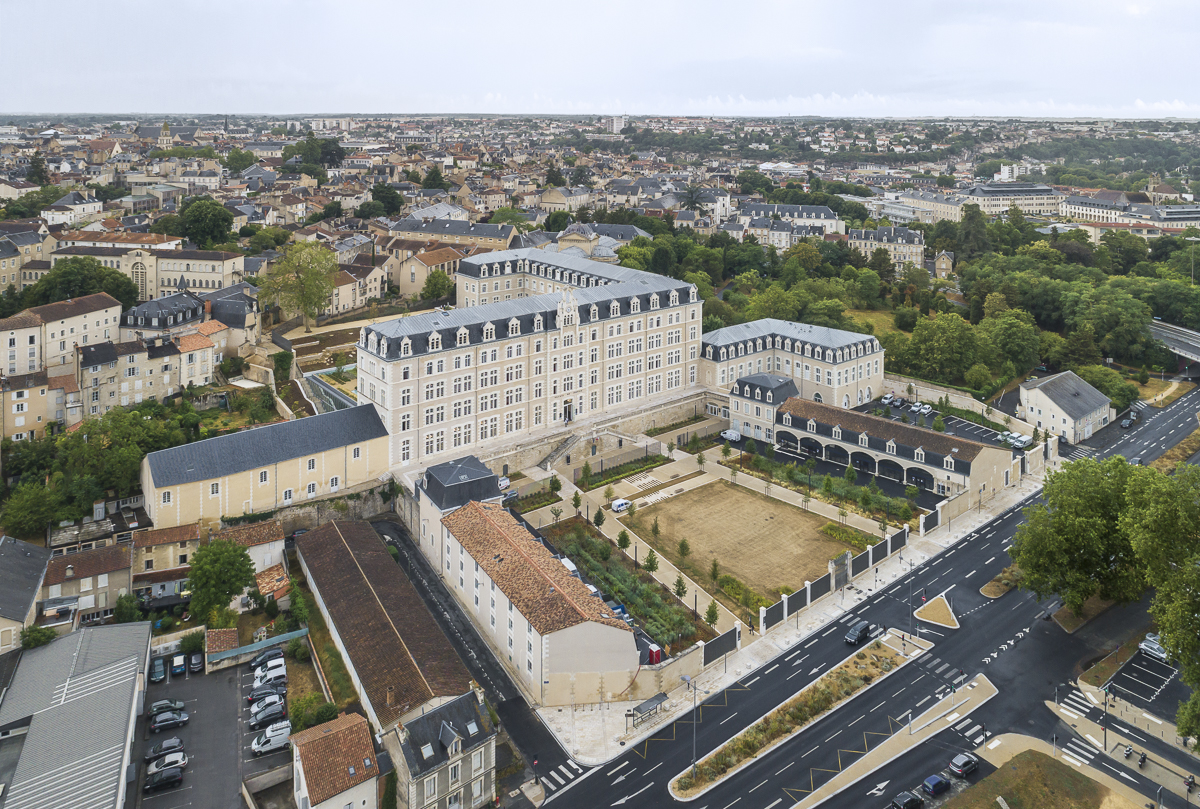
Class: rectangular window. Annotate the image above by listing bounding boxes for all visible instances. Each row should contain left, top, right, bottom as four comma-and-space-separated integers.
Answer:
210, 483, 219, 496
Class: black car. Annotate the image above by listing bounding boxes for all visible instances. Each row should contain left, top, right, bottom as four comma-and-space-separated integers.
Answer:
144, 737, 184, 763
188, 653, 204, 673
249, 647, 285, 671
1120, 418, 1133, 428
285, 529, 307, 549
844, 619, 876, 645
146, 699, 185, 718
949, 752, 979, 776
150, 710, 190, 733
890, 791, 924, 809
144, 767, 183, 792
247, 681, 288, 704
149, 657, 166, 683
248, 703, 287, 730
893, 397, 907, 408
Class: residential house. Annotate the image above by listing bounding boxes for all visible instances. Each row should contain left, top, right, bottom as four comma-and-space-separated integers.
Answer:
40, 543, 132, 627
407, 454, 504, 557
141, 404, 390, 530
439, 501, 638, 706
1018, 371, 1113, 444
177, 331, 215, 388
217, 521, 286, 576
2, 370, 71, 440
131, 523, 203, 601
395, 246, 464, 298
538, 186, 591, 212
39, 190, 102, 226
291, 712, 381, 809
14, 292, 124, 378
0, 536, 52, 655
727, 373, 799, 444
295, 521, 475, 732
385, 219, 514, 250
392, 691, 497, 809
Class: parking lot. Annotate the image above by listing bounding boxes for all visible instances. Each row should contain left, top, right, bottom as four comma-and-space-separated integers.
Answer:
136, 654, 290, 809
855, 399, 1016, 449
1107, 649, 1193, 716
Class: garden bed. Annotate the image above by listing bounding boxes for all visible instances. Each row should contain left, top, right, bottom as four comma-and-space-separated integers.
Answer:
576, 454, 670, 491
293, 580, 359, 707
672, 637, 907, 797
1080, 626, 1154, 687
981, 563, 1022, 598
1053, 594, 1115, 634
943, 749, 1137, 809
914, 594, 958, 628
513, 489, 562, 513
645, 414, 708, 437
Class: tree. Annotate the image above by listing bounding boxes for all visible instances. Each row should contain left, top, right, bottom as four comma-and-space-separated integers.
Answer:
180, 630, 205, 655
186, 539, 256, 626
545, 210, 572, 232
258, 241, 337, 332
680, 185, 704, 212
604, 484, 616, 504
2, 481, 61, 537
705, 600, 720, 627
644, 549, 659, 573
114, 593, 142, 623
223, 148, 257, 174
626, 500, 637, 522
593, 506, 605, 529
24, 256, 139, 310
710, 558, 720, 584
420, 269, 454, 300
305, 201, 343, 225
297, 163, 328, 185
372, 183, 403, 215
617, 530, 631, 550
569, 166, 590, 187
27, 151, 49, 186
674, 575, 688, 598
867, 249, 893, 282
571, 491, 582, 515
549, 475, 562, 496
1010, 457, 1142, 615
651, 517, 661, 542
422, 166, 450, 190
932, 414, 946, 432
487, 207, 533, 233
964, 363, 992, 390
959, 203, 991, 260
20, 625, 57, 649
550, 507, 563, 523
844, 464, 857, 486
908, 312, 982, 384
180, 198, 234, 248
545, 166, 567, 187
355, 200, 386, 219
678, 538, 691, 559
721, 441, 732, 463
579, 460, 592, 489
696, 452, 706, 471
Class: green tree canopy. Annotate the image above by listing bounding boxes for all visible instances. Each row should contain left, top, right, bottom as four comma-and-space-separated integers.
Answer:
23, 255, 138, 310
257, 241, 337, 331
421, 269, 454, 300
27, 151, 49, 185
545, 166, 567, 187
223, 148, 257, 174
422, 166, 450, 190
371, 183, 404, 215
186, 539, 256, 626
179, 197, 234, 248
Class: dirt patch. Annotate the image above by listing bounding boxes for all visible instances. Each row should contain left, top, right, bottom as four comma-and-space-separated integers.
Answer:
1054, 594, 1115, 634
943, 749, 1139, 809
632, 480, 854, 602
1080, 626, 1154, 687
982, 563, 1023, 598
285, 656, 324, 706
915, 595, 958, 628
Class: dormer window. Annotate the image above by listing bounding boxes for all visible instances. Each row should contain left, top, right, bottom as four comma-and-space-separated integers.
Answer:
804, 344, 812, 357
610, 301, 620, 317
650, 293, 660, 309
754, 389, 761, 400
534, 315, 543, 331
858, 433, 868, 447
480, 267, 489, 278
689, 287, 697, 302
832, 426, 842, 440
825, 350, 833, 362
807, 418, 817, 432
732, 384, 740, 395
483, 323, 495, 341
915, 448, 925, 462
755, 339, 762, 352
766, 392, 773, 403
706, 347, 713, 359
720, 348, 727, 361
630, 298, 640, 313
944, 457, 954, 470
737, 344, 744, 357
457, 328, 469, 346
508, 319, 520, 337
401, 338, 411, 356
669, 290, 679, 306
783, 413, 792, 426
429, 332, 442, 351
589, 304, 598, 321
886, 439, 896, 455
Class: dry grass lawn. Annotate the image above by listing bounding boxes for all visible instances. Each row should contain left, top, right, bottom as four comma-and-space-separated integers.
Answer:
943, 749, 1139, 809
631, 480, 854, 600
285, 657, 325, 708
915, 595, 958, 628
1138, 377, 1194, 408
1151, 418, 1200, 472
847, 308, 904, 338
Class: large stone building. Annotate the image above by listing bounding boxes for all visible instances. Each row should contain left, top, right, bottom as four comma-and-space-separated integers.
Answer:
356, 251, 702, 472
51, 246, 244, 301
847, 226, 925, 268
737, 203, 845, 234
1018, 371, 1113, 444
957, 182, 1063, 216
0, 292, 124, 379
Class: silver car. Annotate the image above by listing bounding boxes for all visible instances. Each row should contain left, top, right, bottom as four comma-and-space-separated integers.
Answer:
147, 751, 189, 775
1140, 635, 1170, 663
919, 404, 933, 416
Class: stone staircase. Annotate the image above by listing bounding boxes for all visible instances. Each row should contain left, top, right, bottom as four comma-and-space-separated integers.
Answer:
539, 434, 581, 471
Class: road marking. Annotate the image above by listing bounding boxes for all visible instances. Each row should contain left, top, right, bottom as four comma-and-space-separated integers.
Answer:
775, 762, 794, 776
787, 669, 803, 681
785, 648, 804, 661
1142, 712, 1163, 724
965, 570, 976, 578
644, 762, 662, 776
569, 761, 583, 772
744, 676, 760, 687
720, 713, 739, 725
551, 771, 565, 785
985, 557, 995, 565
1060, 707, 1080, 719
847, 714, 865, 728
1085, 692, 1099, 705
722, 800, 741, 809
822, 627, 838, 637
606, 762, 628, 777
559, 765, 574, 779
987, 739, 1002, 749
793, 655, 809, 666
826, 730, 841, 742
749, 780, 769, 793
916, 696, 932, 708
765, 664, 779, 674
805, 639, 819, 647
871, 701, 886, 712
1084, 734, 1104, 751
764, 800, 782, 809
964, 724, 980, 737
803, 745, 819, 757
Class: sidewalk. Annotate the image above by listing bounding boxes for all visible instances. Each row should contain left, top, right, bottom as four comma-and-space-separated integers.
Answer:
1076, 677, 1199, 762
977, 733, 1151, 809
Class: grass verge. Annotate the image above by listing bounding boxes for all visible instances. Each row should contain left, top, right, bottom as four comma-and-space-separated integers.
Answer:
981, 563, 1022, 598
645, 414, 708, 437
1053, 594, 1115, 634
577, 454, 670, 492
514, 489, 562, 513
294, 580, 358, 707
1080, 626, 1154, 688
673, 639, 904, 796
1150, 417, 1200, 472
942, 749, 1136, 809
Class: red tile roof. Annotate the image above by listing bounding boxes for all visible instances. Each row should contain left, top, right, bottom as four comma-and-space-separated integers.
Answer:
290, 713, 378, 805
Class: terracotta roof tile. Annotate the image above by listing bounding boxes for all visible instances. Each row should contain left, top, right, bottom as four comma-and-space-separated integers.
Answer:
133, 566, 191, 584
217, 521, 284, 548
290, 713, 378, 805
177, 333, 214, 352
255, 563, 289, 597
195, 320, 227, 335
133, 524, 200, 548
206, 627, 239, 653
296, 521, 472, 728
441, 502, 632, 635
44, 544, 130, 586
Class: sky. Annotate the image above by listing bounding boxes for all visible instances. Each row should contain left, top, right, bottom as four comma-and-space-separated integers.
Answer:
7, 0, 1200, 119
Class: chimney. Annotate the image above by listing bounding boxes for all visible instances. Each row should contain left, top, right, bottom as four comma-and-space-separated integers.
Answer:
204, 299, 212, 316
386, 685, 396, 708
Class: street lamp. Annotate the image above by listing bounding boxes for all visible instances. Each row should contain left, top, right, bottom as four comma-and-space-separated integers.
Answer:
1187, 236, 1200, 286
681, 675, 710, 779
1055, 682, 1066, 705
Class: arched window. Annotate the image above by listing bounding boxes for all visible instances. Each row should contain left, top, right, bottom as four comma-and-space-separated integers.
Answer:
842, 394, 850, 408
813, 392, 822, 403
483, 323, 495, 341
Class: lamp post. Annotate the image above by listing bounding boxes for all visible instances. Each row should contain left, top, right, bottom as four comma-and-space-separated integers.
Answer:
1187, 236, 1200, 286
681, 675, 710, 779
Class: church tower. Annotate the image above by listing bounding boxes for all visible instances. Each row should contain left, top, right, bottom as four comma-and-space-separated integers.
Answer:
158, 121, 172, 148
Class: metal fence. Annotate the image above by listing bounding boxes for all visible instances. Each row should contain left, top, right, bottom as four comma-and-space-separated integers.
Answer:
786, 586, 808, 616
810, 573, 832, 601
921, 509, 939, 535
851, 549, 871, 577
703, 625, 739, 665
571, 441, 664, 484
763, 600, 785, 631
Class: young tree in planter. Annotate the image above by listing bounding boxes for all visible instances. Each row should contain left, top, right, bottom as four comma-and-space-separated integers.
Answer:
932, 414, 946, 432
667, 441, 675, 456
674, 575, 688, 598
696, 451, 706, 471
643, 549, 659, 573
549, 475, 562, 495
571, 491, 582, 516
905, 484, 919, 502
625, 500, 637, 522
603, 484, 615, 504
721, 441, 732, 463
580, 461, 592, 489
705, 600, 720, 627
651, 516, 661, 543
710, 557, 720, 584
678, 538, 691, 560
550, 506, 563, 523
617, 530, 631, 551
593, 506, 605, 529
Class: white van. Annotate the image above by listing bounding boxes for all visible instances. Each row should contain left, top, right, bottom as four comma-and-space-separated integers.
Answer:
611, 499, 632, 513
251, 720, 292, 756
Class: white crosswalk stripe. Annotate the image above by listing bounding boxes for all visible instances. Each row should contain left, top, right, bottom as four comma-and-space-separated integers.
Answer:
1065, 740, 1096, 761
539, 760, 587, 792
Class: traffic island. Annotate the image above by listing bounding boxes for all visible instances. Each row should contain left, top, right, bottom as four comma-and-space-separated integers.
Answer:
669, 632, 926, 800
915, 594, 959, 629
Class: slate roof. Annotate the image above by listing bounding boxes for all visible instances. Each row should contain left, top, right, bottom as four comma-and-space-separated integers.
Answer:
849, 226, 924, 245
422, 455, 501, 512
399, 691, 495, 779
0, 536, 51, 623
702, 318, 877, 355
78, 338, 145, 367
388, 218, 513, 242
1019, 371, 1112, 420
296, 521, 472, 728
291, 712, 379, 805
730, 373, 798, 402
146, 404, 387, 487
441, 502, 631, 635
43, 543, 131, 587
0, 623, 150, 809
122, 292, 205, 328
740, 203, 839, 220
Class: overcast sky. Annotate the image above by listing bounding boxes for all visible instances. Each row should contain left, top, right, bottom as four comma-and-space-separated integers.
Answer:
8, 0, 1199, 119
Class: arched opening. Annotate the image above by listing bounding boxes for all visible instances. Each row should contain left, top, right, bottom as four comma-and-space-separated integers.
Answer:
857, 390, 863, 405
825, 444, 850, 466
813, 392, 823, 403
877, 458, 904, 482
799, 436, 824, 457
906, 468, 933, 490
842, 394, 850, 409
776, 429, 800, 452
850, 451, 876, 474
866, 386, 873, 401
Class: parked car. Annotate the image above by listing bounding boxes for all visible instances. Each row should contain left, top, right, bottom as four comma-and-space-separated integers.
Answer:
149, 657, 166, 683
909, 401, 923, 413
285, 529, 307, 549
949, 752, 979, 776
502, 488, 520, 504
922, 774, 951, 796
1139, 636, 1170, 663
254, 658, 287, 680
719, 429, 742, 442
147, 751, 189, 775
247, 682, 288, 705
144, 767, 183, 793
251, 694, 285, 716
890, 791, 924, 809
144, 737, 184, 763
893, 397, 907, 408
249, 703, 287, 730
170, 654, 186, 677
880, 393, 895, 405
249, 647, 285, 671
146, 699, 186, 718
188, 653, 204, 673
1120, 418, 1133, 428
254, 668, 288, 689
251, 720, 293, 756
150, 711, 190, 733
919, 404, 933, 416
844, 620, 876, 645
497, 475, 511, 491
